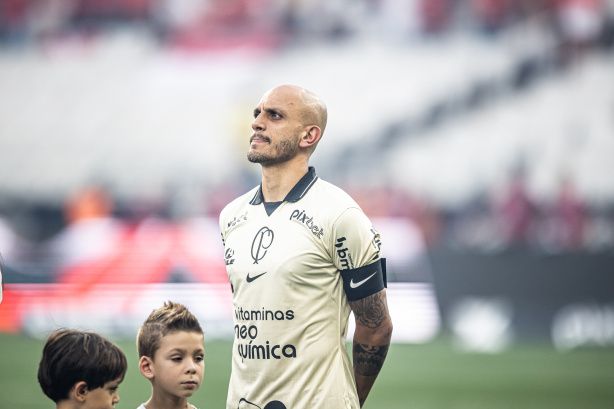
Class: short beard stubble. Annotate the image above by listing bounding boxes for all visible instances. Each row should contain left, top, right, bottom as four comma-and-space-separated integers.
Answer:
247, 134, 300, 166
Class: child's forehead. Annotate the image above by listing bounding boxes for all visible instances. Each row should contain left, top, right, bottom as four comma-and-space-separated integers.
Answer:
159, 330, 204, 349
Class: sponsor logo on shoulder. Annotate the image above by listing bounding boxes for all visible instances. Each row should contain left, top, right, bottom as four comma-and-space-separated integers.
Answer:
227, 211, 248, 228
225, 248, 235, 265
370, 226, 382, 260
335, 236, 354, 270
290, 209, 324, 239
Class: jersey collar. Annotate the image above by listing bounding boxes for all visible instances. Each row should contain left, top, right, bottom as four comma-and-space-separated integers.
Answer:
249, 166, 318, 205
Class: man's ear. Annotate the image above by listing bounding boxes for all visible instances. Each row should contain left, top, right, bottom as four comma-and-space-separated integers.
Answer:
73, 381, 88, 402
299, 126, 322, 149
139, 356, 155, 380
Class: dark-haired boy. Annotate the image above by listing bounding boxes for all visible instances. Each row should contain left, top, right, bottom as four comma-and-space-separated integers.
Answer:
38, 329, 128, 409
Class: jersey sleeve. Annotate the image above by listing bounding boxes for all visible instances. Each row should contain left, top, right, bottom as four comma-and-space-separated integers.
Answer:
219, 212, 227, 244
331, 207, 385, 301
331, 207, 381, 270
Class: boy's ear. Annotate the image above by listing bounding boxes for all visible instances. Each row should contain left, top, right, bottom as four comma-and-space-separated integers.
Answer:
139, 356, 155, 380
73, 381, 89, 402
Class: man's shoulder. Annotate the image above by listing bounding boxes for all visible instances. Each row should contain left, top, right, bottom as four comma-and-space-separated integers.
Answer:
310, 178, 360, 209
220, 186, 259, 219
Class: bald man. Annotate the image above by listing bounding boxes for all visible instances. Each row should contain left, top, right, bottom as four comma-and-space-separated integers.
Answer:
219, 85, 393, 409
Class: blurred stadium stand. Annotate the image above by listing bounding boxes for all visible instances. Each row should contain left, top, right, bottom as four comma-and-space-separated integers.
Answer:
1, 0, 613, 346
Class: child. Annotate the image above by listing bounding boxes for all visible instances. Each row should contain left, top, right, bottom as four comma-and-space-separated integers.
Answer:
136, 301, 205, 409
37, 329, 128, 409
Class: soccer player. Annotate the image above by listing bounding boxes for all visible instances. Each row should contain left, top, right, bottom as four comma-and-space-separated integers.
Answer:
37, 329, 127, 409
136, 300, 205, 409
219, 84, 393, 408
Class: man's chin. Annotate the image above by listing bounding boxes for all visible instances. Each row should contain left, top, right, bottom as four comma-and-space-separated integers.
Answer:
248, 153, 277, 165
247, 153, 267, 164
247, 149, 296, 166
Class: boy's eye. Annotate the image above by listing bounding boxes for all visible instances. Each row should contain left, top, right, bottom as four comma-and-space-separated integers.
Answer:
195, 355, 204, 362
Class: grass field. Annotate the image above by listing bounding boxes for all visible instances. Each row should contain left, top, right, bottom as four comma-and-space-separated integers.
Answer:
2, 332, 613, 409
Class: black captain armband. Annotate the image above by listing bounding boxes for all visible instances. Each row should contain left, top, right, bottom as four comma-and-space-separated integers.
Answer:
340, 258, 387, 302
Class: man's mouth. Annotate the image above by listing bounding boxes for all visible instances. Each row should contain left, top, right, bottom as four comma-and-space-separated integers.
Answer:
250, 134, 270, 144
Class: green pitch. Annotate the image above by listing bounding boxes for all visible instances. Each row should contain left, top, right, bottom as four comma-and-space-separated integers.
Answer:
1, 332, 613, 409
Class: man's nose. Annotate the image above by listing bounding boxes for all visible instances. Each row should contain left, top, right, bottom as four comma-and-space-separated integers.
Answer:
252, 114, 265, 131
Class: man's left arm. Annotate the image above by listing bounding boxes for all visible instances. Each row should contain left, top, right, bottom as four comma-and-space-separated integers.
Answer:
350, 288, 393, 408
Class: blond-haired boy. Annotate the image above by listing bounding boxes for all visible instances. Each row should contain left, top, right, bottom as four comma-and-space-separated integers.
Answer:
137, 301, 205, 409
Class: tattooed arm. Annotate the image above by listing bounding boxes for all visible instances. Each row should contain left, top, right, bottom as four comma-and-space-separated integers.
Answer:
349, 288, 393, 407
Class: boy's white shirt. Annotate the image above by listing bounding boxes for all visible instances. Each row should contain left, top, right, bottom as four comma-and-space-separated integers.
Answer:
136, 404, 198, 409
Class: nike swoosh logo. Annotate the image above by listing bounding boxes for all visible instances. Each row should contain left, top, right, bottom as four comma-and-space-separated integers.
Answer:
246, 272, 267, 283
350, 272, 377, 288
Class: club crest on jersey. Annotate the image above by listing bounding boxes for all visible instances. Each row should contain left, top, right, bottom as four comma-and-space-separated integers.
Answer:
251, 227, 274, 264
289, 209, 324, 239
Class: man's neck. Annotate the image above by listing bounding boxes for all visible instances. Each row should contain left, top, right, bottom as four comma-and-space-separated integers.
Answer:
260, 161, 309, 202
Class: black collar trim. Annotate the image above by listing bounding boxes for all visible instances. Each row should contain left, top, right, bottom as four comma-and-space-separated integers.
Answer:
249, 167, 318, 205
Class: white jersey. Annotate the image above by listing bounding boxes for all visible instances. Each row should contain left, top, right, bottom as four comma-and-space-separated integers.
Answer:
219, 168, 382, 409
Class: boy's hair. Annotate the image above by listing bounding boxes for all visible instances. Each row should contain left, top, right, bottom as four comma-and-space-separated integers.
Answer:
137, 300, 203, 359
38, 329, 127, 403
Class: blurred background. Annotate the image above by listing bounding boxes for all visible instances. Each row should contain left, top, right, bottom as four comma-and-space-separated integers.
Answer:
1, 0, 614, 407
